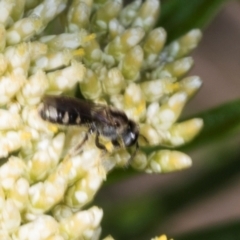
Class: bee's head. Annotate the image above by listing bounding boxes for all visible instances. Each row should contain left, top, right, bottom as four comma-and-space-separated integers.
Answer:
122, 119, 139, 147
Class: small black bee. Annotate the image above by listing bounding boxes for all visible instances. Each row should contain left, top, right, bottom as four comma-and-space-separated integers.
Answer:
39, 95, 139, 153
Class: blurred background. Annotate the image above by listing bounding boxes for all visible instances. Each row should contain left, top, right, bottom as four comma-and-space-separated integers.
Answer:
188, 0, 240, 114
94, 1, 240, 239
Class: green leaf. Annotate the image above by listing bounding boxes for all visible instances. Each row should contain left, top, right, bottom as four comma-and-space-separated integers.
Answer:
159, 0, 230, 42
181, 99, 240, 150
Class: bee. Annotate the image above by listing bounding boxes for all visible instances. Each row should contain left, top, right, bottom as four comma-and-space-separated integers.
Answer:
39, 95, 139, 155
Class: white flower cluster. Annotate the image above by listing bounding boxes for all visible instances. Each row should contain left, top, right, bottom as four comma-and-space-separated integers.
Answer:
0, 0, 203, 239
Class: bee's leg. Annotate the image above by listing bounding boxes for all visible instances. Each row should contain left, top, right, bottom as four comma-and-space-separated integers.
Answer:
139, 134, 149, 145
69, 132, 89, 156
95, 132, 107, 150
111, 140, 121, 148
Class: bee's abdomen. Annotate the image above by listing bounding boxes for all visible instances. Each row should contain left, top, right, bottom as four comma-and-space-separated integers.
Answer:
39, 102, 82, 125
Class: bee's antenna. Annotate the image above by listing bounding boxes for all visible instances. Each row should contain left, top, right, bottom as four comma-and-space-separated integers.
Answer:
139, 134, 149, 145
